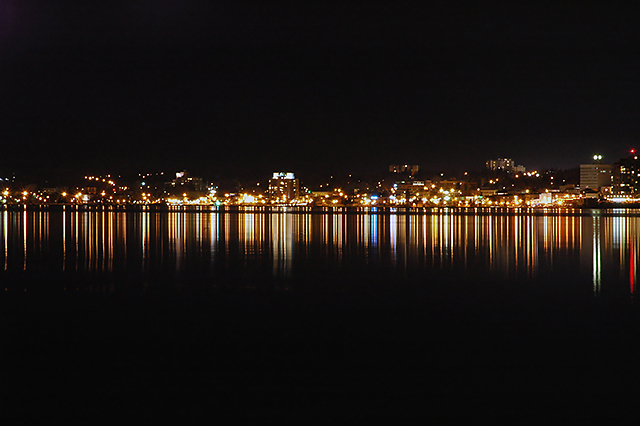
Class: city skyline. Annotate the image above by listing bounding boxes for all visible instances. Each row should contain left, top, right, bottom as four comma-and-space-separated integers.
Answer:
2, 148, 640, 208
0, 147, 634, 189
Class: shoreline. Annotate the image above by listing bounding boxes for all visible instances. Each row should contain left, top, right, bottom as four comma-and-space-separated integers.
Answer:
3, 203, 640, 215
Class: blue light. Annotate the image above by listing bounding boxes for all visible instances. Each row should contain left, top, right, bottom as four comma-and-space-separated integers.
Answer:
370, 195, 378, 200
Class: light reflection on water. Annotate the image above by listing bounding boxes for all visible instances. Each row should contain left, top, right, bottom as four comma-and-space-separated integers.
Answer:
0, 208, 638, 297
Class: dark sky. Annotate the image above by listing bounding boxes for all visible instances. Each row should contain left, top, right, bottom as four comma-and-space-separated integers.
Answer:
2, 1, 640, 182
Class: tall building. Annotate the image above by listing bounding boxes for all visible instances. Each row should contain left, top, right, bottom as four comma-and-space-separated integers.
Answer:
268, 172, 299, 202
580, 163, 612, 191
612, 154, 640, 195
486, 158, 525, 173
166, 170, 206, 195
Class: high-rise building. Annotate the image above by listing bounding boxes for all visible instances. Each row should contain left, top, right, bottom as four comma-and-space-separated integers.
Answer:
580, 163, 612, 190
486, 158, 526, 173
268, 172, 299, 202
166, 170, 206, 195
612, 154, 640, 195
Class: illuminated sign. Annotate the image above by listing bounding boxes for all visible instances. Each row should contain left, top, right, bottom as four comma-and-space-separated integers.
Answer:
272, 172, 295, 179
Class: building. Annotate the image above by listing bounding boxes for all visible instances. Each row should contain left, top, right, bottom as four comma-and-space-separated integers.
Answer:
580, 163, 612, 191
612, 154, 640, 195
486, 158, 526, 173
394, 180, 429, 198
486, 158, 513, 171
389, 164, 419, 175
170, 170, 205, 191
165, 170, 206, 197
268, 172, 299, 202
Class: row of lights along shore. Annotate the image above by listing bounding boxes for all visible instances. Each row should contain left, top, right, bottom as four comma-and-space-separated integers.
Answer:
2, 152, 640, 207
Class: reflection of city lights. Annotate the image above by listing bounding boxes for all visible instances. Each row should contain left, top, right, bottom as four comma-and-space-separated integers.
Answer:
0, 203, 636, 300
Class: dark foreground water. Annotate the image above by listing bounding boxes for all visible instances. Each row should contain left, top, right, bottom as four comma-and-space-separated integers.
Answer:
2, 207, 640, 419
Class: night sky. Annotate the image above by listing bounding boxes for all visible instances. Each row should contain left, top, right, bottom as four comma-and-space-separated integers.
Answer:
2, 2, 640, 182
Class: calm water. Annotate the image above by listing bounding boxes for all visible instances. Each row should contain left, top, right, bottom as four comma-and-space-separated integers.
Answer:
1, 207, 637, 300
4, 207, 640, 420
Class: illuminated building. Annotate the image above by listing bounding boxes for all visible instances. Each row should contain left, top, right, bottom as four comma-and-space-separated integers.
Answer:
268, 172, 299, 202
486, 158, 525, 173
580, 162, 612, 191
173, 171, 205, 191
166, 170, 206, 197
389, 164, 419, 175
612, 154, 640, 195
394, 180, 428, 198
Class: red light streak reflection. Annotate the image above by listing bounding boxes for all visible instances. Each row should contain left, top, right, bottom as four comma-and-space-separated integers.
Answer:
631, 243, 635, 301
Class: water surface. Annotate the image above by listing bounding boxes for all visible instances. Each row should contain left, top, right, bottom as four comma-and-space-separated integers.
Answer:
3, 207, 640, 420
1, 207, 637, 301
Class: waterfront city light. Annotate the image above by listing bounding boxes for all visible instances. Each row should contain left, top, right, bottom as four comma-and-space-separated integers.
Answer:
1, 153, 639, 208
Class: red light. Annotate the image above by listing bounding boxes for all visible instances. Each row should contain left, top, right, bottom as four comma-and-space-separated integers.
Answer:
632, 149, 636, 154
